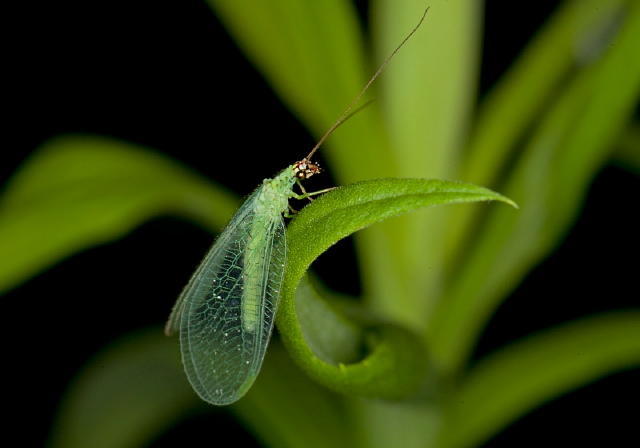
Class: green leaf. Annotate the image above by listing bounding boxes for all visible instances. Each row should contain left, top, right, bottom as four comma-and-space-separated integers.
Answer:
231, 340, 356, 448
48, 329, 201, 448
431, 0, 640, 374
206, 0, 392, 183
373, 0, 481, 180
277, 178, 516, 399
365, 0, 484, 336
0, 134, 237, 294
295, 275, 364, 365
462, 0, 626, 187
438, 311, 640, 448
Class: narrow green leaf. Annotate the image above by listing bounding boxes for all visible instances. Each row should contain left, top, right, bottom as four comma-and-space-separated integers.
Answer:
432, 0, 640, 373
0, 134, 237, 294
205, 0, 393, 183
277, 178, 515, 399
463, 0, 626, 187
446, 0, 633, 279
438, 311, 640, 448
374, 0, 480, 179
367, 0, 483, 338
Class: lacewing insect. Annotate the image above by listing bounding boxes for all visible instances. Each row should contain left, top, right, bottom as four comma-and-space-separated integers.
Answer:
165, 7, 429, 406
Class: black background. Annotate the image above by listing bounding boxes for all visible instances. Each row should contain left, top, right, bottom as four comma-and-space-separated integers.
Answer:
3, 1, 638, 447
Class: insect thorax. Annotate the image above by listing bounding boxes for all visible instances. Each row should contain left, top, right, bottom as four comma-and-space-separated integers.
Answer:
255, 166, 298, 215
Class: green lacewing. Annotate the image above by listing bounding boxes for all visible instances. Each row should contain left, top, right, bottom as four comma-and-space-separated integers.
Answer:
165, 8, 428, 406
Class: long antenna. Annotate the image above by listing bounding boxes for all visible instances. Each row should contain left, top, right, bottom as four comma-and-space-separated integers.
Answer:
304, 6, 429, 161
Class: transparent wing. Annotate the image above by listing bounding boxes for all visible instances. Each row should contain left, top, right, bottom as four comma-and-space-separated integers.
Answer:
172, 190, 286, 405
164, 190, 260, 336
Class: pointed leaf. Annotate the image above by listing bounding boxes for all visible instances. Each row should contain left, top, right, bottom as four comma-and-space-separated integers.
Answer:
277, 178, 516, 398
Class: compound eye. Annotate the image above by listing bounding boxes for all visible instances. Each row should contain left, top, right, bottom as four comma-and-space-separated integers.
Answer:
293, 159, 321, 180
